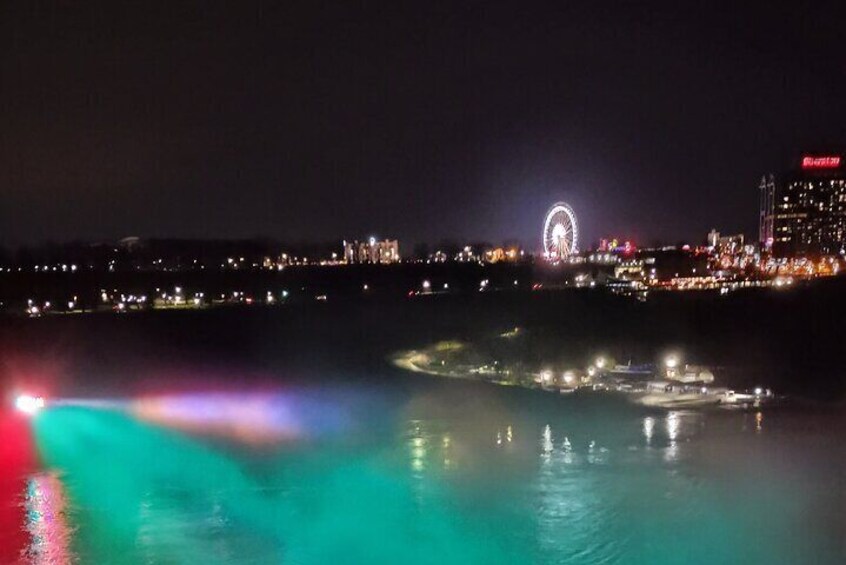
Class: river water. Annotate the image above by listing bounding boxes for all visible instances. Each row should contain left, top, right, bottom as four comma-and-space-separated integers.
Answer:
2, 377, 844, 564
1, 300, 844, 564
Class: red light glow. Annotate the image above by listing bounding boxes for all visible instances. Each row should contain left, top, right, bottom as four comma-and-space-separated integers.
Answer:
801, 156, 841, 169
0, 410, 38, 561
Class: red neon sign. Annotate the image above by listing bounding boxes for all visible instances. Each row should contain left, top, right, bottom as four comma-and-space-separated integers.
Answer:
801, 156, 841, 169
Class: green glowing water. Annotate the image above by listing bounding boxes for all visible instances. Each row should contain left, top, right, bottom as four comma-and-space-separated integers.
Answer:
30, 387, 845, 564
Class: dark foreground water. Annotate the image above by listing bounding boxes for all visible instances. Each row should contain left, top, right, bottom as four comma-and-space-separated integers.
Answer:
1, 381, 844, 564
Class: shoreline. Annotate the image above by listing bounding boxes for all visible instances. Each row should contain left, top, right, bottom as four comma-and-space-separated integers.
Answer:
390, 348, 776, 410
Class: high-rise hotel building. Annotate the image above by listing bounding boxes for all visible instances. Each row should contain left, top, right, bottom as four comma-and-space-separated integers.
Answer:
760, 154, 846, 257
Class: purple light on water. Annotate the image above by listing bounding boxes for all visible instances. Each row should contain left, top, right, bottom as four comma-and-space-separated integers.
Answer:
130, 392, 336, 444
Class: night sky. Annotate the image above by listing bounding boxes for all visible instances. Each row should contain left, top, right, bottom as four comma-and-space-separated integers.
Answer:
2, 2, 844, 249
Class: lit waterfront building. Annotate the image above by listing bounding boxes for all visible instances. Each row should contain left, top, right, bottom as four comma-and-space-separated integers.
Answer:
597, 238, 635, 255
456, 246, 480, 263
343, 238, 400, 264
614, 260, 645, 281
760, 154, 846, 258
706, 230, 745, 255
483, 247, 520, 263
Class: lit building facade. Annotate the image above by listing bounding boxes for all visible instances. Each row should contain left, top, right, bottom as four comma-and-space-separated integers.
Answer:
343, 238, 400, 264
483, 247, 520, 263
758, 174, 776, 249
598, 238, 635, 254
706, 230, 744, 254
760, 154, 846, 257
614, 260, 645, 281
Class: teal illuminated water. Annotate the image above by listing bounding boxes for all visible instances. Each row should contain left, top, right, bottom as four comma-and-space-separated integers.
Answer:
20, 381, 846, 564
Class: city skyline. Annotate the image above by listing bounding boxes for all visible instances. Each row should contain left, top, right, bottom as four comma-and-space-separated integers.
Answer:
4, 148, 842, 254
2, 2, 845, 248
2, 5, 846, 564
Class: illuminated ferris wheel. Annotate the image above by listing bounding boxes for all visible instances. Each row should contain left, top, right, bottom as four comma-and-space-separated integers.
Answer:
542, 202, 579, 260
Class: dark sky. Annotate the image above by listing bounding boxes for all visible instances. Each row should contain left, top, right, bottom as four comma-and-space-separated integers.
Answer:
1, 1, 845, 250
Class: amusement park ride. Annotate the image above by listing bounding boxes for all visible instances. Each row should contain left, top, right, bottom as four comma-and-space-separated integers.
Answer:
542, 202, 579, 261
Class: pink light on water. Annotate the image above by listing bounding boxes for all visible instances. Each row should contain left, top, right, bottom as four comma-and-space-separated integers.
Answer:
131, 392, 305, 445
23, 473, 75, 564
0, 410, 37, 561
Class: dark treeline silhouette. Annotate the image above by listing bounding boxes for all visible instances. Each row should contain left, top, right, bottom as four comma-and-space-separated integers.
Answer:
0, 238, 343, 269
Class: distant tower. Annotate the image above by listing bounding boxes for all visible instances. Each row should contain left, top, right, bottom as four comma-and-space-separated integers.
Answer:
707, 229, 720, 248
758, 174, 775, 250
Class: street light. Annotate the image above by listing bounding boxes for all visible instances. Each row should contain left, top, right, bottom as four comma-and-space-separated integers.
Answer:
664, 355, 678, 369
595, 357, 606, 370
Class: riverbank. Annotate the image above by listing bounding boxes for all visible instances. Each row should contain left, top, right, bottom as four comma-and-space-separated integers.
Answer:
391, 342, 777, 410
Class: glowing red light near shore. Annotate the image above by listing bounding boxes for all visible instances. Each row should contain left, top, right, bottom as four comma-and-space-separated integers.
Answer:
801, 156, 841, 169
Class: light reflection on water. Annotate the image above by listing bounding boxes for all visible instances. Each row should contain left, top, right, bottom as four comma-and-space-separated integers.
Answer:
23, 473, 74, 564
9, 389, 845, 564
